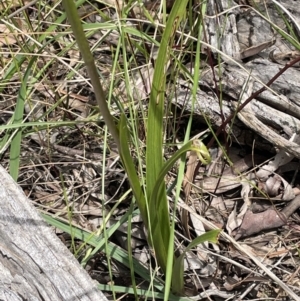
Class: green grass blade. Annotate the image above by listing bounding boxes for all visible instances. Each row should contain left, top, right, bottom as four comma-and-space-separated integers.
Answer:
127, 201, 139, 301
150, 141, 192, 208
79, 188, 132, 265
172, 230, 221, 295
0, 120, 86, 131
9, 56, 37, 180
119, 114, 148, 228
41, 212, 165, 291
148, 142, 195, 278
0, 55, 26, 94
165, 2, 207, 297
146, 0, 190, 275
146, 0, 189, 198
98, 284, 195, 301
62, 0, 120, 149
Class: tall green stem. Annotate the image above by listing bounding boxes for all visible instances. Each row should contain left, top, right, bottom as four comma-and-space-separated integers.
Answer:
61, 0, 120, 149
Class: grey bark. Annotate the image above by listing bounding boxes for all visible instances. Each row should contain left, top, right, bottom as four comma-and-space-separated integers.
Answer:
175, 0, 300, 157
0, 165, 108, 301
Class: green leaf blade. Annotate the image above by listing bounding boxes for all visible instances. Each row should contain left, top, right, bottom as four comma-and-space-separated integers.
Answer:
172, 230, 221, 295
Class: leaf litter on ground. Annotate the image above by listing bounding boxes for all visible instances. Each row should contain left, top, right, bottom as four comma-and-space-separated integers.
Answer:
1, 0, 300, 300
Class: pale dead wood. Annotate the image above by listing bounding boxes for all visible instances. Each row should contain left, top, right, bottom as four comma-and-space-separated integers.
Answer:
176, 0, 300, 154
0, 165, 108, 301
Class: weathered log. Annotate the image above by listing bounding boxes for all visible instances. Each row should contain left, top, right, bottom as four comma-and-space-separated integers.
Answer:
174, 0, 300, 157
0, 165, 108, 301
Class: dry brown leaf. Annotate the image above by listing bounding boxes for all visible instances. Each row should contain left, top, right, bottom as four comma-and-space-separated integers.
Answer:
240, 39, 275, 59
34, 190, 60, 204
181, 148, 199, 238
118, 64, 155, 101
233, 194, 300, 239
226, 201, 248, 235
256, 136, 298, 181
0, 24, 18, 46
257, 173, 295, 200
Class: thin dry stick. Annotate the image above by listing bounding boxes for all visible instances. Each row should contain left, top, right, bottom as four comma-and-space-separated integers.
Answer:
7, 0, 39, 18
